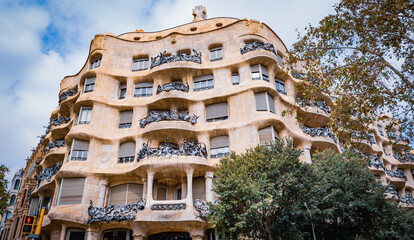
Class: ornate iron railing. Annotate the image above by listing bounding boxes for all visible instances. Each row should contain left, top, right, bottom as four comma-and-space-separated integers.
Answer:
151, 203, 186, 211
240, 41, 276, 55
51, 116, 71, 126
137, 138, 207, 160
291, 71, 321, 85
45, 140, 66, 152
296, 97, 331, 114
385, 186, 414, 205
367, 154, 385, 170
386, 168, 407, 181
393, 151, 414, 162
36, 162, 62, 187
150, 50, 202, 69
139, 109, 198, 128
84, 200, 145, 224
300, 125, 336, 142
194, 199, 210, 219
59, 89, 77, 103
156, 82, 190, 94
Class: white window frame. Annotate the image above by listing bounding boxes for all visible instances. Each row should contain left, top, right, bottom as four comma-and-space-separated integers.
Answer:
255, 92, 276, 113
119, 84, 127, 99
275, 78, 287, 95
210, 47, 223, 61
68, 139, 89, 161
277, 54, 284, 68
251, 64, 269, 81
194, 75, 214, 91
232, 73, 239, 85
174, 187, 182, 200
89, 57, 101, 70
132, 58, 149, 71
76, 106, 93, 125
83, 77, 95, 93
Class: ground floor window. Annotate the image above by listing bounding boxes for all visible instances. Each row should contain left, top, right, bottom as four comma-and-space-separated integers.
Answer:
66, 229, 85, 240
148, 232, 191, 240
102, 229, 132, 240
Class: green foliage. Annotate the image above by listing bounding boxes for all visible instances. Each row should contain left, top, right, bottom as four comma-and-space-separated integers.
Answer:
0, 164, 10, 215
209, 140, 414, 239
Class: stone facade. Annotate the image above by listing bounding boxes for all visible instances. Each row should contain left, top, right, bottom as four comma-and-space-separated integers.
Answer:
6, 6, 413, 240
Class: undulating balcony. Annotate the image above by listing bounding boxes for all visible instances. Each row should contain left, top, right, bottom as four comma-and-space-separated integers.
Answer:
393, 150, 414, 163
59, 89, 77, 104
50, 116, 71, 126
300, 125, 336, 142
240, 41, 277, 55
156, 82, 190, 94
296, 96, 331, 114
139, 110, 198, 128
45, 139, 66, 152
150, 50, 202, 69
386, 168, 407, 181
36, 162, 62, 188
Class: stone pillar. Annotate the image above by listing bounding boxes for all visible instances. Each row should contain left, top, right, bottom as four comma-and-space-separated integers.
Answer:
86, 227, 98, 240
59, 224, 67, 240
146, 171, 155, 208
304, 146, 312, 164
190, 230, 205, 240
97, 180, 108, 207
186, 168, 194, 207
205, 171, 214, 202
132, 223, 146, 240
142, 177, 147, 200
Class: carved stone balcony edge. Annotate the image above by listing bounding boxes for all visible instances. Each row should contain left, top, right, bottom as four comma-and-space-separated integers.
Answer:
393, 151, 414, 163
386, 168, 407, 181
137, 138, 207, 160
240, 41, 276, 55
85, 200, 145, 225
36, 162, 62, 188
51, 116, 71, 126
300, 125, 336, 142
151, 204, 186, 211
150, 50, 202, 69
140, 109, 198, 128
386, 186, 414, 205
45, 140, 66, 152
156, 82, 190, 94
59, 89, 78, 103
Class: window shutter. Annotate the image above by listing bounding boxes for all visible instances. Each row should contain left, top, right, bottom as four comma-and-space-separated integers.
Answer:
119, 111, 133, 124
192, 177, 205, 200
119, 142, 135, 158
135, 82, 153, 88
267, 93, 276, 113
217, 48, 223, 59
277, 54, 284, 67
85, 77, 96, 85
120, 83, 126, 90
72, 139, 89, 151
251, 64, 260, 72
59, 178, 85, 205
206, 102, 228, 120
127, 184, 143, 204
261, 65, 269, 76
210, 136, 229, 149
193, 75, 213, 83
132, 60, 139, 70
259, 126, 279, 145
255, 92, 267, 111
109, 184, 127, 206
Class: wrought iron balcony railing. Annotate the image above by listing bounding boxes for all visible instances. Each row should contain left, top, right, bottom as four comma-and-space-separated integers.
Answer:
36, 162, 62, 187
156, 82, 189, 94
300, 125, 336, 142
393, 151, 414, 163
139, 109, 198, 128
351, 149, 385, 170
385, 186, 414, 205
50, 116, 71, 126
194, 199, 210, 219
84, 200, 145, 224
291, 71, 321, 85
150, 50, 202, 69
240, 41, 276, 55
386, 168, 407, 181
45, 140, 66, 152
151, 203, 186, 211
296, 97, 331, 114
137, 138, 207, 160
59, 89, 77, 103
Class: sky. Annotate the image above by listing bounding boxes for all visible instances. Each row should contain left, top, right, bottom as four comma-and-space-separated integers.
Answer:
0, 0, 339, 183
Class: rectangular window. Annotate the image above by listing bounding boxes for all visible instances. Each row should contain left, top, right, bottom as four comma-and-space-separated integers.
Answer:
70, 139, 89, 161
210, 136, 230, 158
134, 82, 153, 97
109, 183, 143, 206
251, 64, 269, 81
210, 47, 223, 61
232, 73, 239, 85
58, 178, 85, 205
275, 78, 287, 95
89, 57, 101, 69
259, 126, 279, 146
194, 75, 214, 91
83, 77, 95, 93
192, 177, 206, 200
132, 58, 149, 71
255, 92, 275, 113
118, 142, 135, 163
119, 111, 133, 128
77, 107, 92, 124
28, 197, 39, 216
119, 84, 127, 99
277, 54, 284, 68
206, 102, 228, 122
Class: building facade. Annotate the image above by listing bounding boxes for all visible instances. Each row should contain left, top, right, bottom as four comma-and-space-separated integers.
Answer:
9, 6, 414, 240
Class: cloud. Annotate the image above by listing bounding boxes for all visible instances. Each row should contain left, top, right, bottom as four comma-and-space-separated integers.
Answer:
0, 0, 338, 184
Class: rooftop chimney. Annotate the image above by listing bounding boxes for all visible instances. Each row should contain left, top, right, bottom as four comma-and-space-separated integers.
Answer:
192, 5, 207, 21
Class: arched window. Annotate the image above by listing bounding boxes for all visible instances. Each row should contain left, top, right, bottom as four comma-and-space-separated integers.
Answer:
13, 179, 20, 190
9, 195, 16, 205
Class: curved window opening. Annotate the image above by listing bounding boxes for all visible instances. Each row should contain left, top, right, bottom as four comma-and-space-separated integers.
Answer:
13, 179, 20, 190
251, 64, 269, 81
109, 183, 143, 206
118, 142, 135, 163
9, 195, 16, 205
66, 228, 85, 240
206, 102, 228, 122
134, 82, 153, 97
90, 56, 102, 70
209, 46, 223, 61
193, 75, 213, 91
132, 57, 149, 71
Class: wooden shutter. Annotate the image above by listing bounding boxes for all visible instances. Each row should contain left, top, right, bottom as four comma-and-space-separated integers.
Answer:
109, 184, 127, 206
193, 75, 213, 83
192, 177, 205, 200
135, 82, 153, 88
72, 139, 89, 151
206, 102, 228, 120
119, 142, 135, 158
255, 92, 267, 111
85, 77, 96, 85
127, 184, 143, 204
119, 111, 133, 124
267, 93, 276, 113
210, 136, 229, 149
251, 64, 260, 73
59, 178, 85, 205
259, 126, 279, 145
261, 65, 269, 76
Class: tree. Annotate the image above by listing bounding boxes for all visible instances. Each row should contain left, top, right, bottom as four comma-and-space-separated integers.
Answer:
209, 140, 414, 239
0, 164, 10, 215
288, 0, 414, 142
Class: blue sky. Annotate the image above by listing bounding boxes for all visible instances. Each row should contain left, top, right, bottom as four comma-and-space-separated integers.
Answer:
0, 0, 339, 183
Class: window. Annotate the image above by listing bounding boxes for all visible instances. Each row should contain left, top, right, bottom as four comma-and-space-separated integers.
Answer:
156, 186, 168, 200
210, 47, 223, 61
277, 54, 284, 68
259, 126, 279, 146
70, 139, 89, 161
28, 197, 39, 216
174, 187, 182, 200
132, 58, 149, 71
65, 229, 85, 240
109, 183, 143, 206
58, 178, 85, 205
13, 179, 20, 190
9, 195, 16, 205
119, 111, 133, 128
118, 142, 135, 163
206, 102, 228, 122
89, 57, 101, 70
377, 125, 384, 136
102, 229, 132, 240
251, 64, 269, 81
134, 82, 153, 97
210, 135, 230, 158
77, 107, 92, 124
205, 229, 216, 240
193, 176, 205, 200
275, 78, 287, 95
119, 84, 127, 99
232, 73, 239, 85
83, 77, 95, 93
194, 75, 214, 91
255, 92, 276, 113
6, 212, 12, 219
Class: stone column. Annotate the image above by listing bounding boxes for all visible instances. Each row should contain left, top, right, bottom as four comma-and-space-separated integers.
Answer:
86, 227, 98, 240
186, 168, 194, 207
97, 180, 108, 207
190, 230, 205, 240
132, 223, 146, 240
59, 224, 67, 240
142, 177, 147, 200
304, 146, 312, 164
146, 171, 155, 208
205, 171, 214, 202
